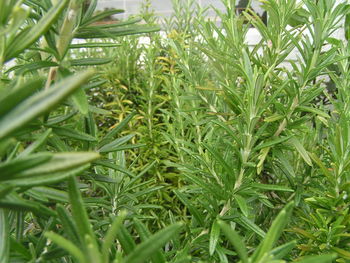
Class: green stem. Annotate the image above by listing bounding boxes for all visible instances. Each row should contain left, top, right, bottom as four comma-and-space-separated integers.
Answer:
45, 0, 82, 89
219, 200, 231, 217
57, 0, 82, 59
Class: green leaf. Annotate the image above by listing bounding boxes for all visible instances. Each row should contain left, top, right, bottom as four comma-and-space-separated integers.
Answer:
93, 160, 135, 177
237, 215, 266, 238
0, 209, 9, 263
18, 128, 52, 157
174, 190, 205, 226
295, 254, 336, 263
276, 155, 296, 183
68, 177, 97, 248
122, 223, 183, 263
289, 137, 312, 166
0, 153, 52, 180
9, 152, 99, 179
7, 165, 89, 187
81, 0, 98, 24
53, 127, 97, 142
0, 185, 14, 200
290, 227, 316, 240
69, 42, 121, 49
0, 193, 55, 216
181, 171, 224, 200
80, 9, 124, 27
0, 0, 8, 26
90, 18, 143, 29
346, 11, 350, 41
45, 232, 86, 263
133, 218, 166, 263
98, 134, 135, 153
9, 238, 31, 260
254, 136, 292, 151
101, 211, 127, 263
251, 183, 294, 192
106, 143, 145, 152
202, 143, 234, 182
69, 58, 112, 66
252, 202, 294, 261
271, 240, 297, 259
0, 70, 94, 140
218, 220, 248, 263
30, 186, 69, 203
75, 25, 160, 39
116, 225, 136, 254
7, 61, 58, 75
209, 220, 220, 256
5, 0, 69, 60
85, 234, 101, 263
99, 112, 136, 146
332, 247, 350, 259
235, 194, 249, 217
288, 7, 310, 27
56, 205, 81, 247
296, 106, 330, 118
46, 111, 77, 126
309, 153, 334, 183
71, 87, 89, 115
0, 78, 43, 117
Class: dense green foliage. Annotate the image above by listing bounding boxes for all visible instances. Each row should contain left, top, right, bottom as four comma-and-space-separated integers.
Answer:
1, 0, 350, 262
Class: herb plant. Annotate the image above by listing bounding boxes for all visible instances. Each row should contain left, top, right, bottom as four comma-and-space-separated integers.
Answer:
1, 0, 350, 262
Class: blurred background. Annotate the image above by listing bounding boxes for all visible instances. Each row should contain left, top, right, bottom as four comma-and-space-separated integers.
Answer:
96, 0, 264, 19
